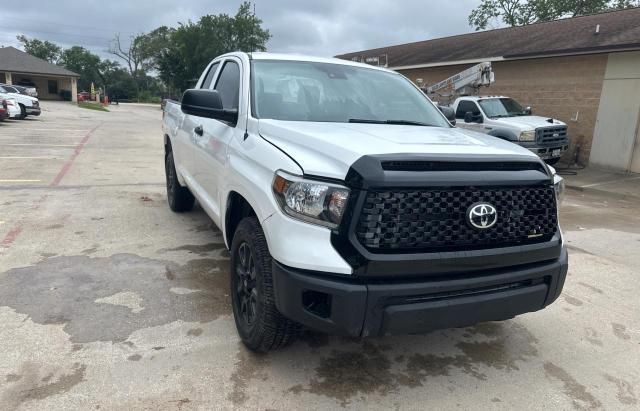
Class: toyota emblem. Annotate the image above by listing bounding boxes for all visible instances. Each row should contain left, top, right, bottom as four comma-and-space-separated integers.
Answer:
467, 203, 498, 229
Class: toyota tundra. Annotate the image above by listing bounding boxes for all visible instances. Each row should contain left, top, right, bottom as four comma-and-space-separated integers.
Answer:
162, 52, 568, 352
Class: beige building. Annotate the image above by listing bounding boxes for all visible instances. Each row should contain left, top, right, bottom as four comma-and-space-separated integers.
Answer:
0, 46, 79, 102
337, 8, 640, 172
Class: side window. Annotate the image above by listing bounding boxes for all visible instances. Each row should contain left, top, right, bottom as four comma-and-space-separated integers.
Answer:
456, 101, 480, 118
214, 61, 240, 110
201, 62, 220, 89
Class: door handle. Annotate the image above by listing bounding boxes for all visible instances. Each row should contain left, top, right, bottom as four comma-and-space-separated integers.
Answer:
194, 125, 203, 136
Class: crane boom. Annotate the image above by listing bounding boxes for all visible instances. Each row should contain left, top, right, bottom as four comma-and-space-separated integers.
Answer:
426, 62, 494, 96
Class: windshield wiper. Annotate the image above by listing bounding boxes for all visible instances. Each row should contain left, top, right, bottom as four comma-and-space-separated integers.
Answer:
348, 118, 433, 126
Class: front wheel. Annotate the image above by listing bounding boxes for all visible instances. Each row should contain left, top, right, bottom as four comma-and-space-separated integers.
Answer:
546, 158, 561, 166
18, 104, 27, 120
230, 217, 300, 352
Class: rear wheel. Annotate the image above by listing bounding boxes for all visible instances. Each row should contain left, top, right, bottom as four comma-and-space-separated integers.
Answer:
165, 150, 194, 212
231, 217, 300, 352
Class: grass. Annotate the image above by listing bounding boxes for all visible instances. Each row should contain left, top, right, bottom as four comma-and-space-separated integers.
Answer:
77, 102, 110, 112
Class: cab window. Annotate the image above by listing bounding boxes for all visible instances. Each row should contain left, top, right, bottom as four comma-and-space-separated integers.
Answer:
456, 101, 481, 119
214, 61, 240, 110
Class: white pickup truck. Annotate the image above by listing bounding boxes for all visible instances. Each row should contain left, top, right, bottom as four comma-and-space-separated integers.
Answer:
162, 52, 568, 352
450, 96, 569, 165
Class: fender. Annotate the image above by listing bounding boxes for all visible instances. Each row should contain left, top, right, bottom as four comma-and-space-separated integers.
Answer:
487, 128, 519, 142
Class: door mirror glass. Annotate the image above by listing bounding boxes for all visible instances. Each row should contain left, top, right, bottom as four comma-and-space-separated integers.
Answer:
181, 89, 238, 123
524, 106, 532, 115
464, 111, 482, 123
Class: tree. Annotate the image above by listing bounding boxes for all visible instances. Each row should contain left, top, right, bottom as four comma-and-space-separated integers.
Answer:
469, 0, 640, 30
16, 35, 61, 63
154, 1, 271, 92
58, 46, 102, 90
108, 33, 152, 91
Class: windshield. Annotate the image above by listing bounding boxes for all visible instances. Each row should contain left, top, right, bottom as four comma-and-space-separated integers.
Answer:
251, 60, 450, 127
478, 98, 526, 118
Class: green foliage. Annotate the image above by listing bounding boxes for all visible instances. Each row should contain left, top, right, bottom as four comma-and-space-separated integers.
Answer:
469, 0, 639, 30
154, 1, 271, 92
16, 35, 61, 63
58, 46, 102, 90
16, 1, 270, 101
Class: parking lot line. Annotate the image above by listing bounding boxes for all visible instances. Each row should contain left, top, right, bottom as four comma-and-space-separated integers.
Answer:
0, 156, 60, 159
5, 128, 90, 132
0, 179, 42, 183
2, 143, 78, 147
0, 226, 22, 248
50, 123, 101, 187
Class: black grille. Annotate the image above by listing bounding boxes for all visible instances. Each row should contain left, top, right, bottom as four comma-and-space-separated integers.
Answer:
536, 126, 567, 144
356, 186, 557, 253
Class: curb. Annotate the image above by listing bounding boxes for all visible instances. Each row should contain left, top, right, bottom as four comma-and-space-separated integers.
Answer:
565, 184, 639, 201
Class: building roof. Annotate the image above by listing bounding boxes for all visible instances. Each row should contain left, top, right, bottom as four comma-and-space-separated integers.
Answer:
336, 7, 640, 69
0, 46, 80, 77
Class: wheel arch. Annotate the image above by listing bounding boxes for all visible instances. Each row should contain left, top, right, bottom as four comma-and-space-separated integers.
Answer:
225, 191, 258, 248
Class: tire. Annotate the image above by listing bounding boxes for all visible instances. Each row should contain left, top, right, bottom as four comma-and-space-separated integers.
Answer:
18, 104, 27, 120
165, 150, 194, 212
230, 217, 300, 352
545, 158, 561, 166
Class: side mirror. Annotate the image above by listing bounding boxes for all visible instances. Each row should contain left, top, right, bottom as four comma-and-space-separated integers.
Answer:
438, 105, 456, 125
464, 111, 482, 123
181, 89, 238, 123
524, 106, 532, 115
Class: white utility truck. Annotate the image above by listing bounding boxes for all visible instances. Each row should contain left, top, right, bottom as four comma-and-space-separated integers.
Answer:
163, 52, 567, 352
426, 63, 569, 165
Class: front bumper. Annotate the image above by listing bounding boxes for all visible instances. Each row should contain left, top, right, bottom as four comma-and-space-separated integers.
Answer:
524, 139, 570, 159
272, 247, 568, 337
26, 107, 41, 116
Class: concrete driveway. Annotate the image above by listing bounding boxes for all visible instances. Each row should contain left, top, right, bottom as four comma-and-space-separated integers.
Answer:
1, 102, 638, 410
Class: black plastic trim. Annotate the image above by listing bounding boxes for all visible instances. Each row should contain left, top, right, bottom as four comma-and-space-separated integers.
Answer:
271, 247, 568, 337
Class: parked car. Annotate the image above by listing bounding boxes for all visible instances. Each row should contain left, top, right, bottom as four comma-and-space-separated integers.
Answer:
0, 85, 40, 118
0, 92, 25, 120
0, 98, 7, 121
450, 96, 570, 165
15, 80, 38, 97
77, 91, 91, 102
4, 98, 22, 119
1, 83, 38, 98
163, 52, 568, 352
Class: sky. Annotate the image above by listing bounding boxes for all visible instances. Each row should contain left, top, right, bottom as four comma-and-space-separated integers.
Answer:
0, 0, 482, 60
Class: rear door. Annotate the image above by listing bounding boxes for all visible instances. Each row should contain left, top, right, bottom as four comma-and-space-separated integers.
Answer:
192, 57, 243, 226
174, 61, 221, 183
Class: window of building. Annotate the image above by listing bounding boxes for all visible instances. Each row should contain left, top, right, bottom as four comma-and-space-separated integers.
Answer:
48, 80, 58, 95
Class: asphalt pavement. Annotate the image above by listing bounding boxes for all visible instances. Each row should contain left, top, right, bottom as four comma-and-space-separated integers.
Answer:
0, 102, 638, 410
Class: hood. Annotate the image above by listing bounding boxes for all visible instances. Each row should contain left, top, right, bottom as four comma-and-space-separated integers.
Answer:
258, 120, 540, 180
494, 115, 566, 131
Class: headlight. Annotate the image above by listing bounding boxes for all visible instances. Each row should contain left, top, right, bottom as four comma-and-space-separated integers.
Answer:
272, 171, 350, 228
519, 130, 536, 142
553, 174, 565, 204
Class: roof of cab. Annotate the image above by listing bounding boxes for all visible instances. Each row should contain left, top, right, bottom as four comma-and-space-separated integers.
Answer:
246, 52, 393, 72
459, 95, 510, 101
